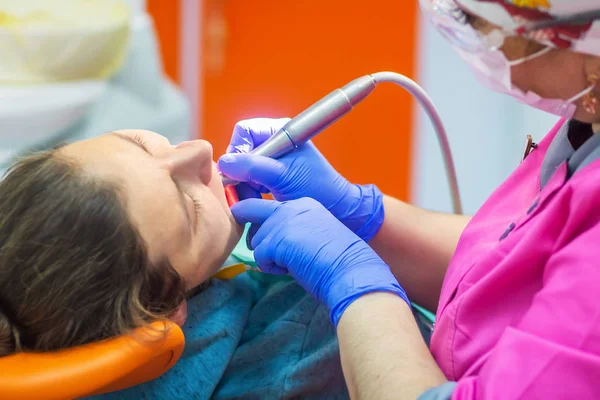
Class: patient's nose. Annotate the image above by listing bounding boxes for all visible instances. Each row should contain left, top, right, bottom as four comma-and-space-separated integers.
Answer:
169, 140, 213, 184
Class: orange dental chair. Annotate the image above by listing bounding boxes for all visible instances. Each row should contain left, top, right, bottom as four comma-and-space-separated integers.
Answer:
0, 321, 185, 400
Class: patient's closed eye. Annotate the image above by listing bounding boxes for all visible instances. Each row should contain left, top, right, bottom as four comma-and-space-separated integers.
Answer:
112, 132, 152, 154
128, 134, 151, 153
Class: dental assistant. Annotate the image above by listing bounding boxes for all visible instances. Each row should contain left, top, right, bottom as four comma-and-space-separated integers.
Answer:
218, 1, 600, 398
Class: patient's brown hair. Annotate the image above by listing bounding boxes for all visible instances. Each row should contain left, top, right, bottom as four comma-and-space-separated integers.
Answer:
0, 149, 186, 356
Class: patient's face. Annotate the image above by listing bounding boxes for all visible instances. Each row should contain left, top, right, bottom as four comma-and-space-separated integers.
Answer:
61, 130, 243, 290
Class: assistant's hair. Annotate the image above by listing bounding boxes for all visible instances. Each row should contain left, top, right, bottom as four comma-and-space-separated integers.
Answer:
0, 149, 186, 356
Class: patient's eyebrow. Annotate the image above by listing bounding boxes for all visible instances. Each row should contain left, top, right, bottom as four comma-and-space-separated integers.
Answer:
110, 132, 151, 155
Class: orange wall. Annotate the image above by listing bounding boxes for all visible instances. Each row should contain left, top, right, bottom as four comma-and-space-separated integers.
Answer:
149, 1, 418, 200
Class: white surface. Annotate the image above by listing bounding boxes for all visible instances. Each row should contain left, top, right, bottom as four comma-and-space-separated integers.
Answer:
122, 0, 146, 16
412, 11, 559, 215
113, 12, 162, 103
0, 0, 190, 173
0, 0, 130, 84
0, 0, 127, 26
0, 81, 107, 148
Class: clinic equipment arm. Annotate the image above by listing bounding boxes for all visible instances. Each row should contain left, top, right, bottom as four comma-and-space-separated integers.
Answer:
370, 196, 471, 311
337, 292, 446, 400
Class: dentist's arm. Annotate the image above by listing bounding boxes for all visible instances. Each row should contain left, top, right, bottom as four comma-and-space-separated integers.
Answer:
338, 293, 446, 400
370, 197, 470, 311
219, 118, 468, 311
230, 198, 446, 400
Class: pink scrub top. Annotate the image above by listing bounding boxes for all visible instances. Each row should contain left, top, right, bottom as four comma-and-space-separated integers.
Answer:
429, 119, 600, 399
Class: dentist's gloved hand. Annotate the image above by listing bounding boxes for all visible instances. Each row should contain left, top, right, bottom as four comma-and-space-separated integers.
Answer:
218, 118, 384, 242
231, 197, 409, 326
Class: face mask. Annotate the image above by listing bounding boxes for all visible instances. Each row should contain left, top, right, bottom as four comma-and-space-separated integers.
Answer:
455, 38, 596, 118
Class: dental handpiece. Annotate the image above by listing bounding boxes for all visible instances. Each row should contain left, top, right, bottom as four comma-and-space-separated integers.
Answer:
219, 75, 377, 187
219, 72, 463, 215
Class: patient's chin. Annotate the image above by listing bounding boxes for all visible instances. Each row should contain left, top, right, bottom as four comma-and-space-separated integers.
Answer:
232, 218, 244, 240
197, 220, 244, 281
169, 301, 188, 327
228, 222, 244, 254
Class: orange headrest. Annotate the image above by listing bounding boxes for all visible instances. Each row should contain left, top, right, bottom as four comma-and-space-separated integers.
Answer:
0, 320, 185, 400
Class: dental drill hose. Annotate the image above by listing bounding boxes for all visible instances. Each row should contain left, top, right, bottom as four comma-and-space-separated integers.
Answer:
219, 72, 463, 215
371, 72, 462, 215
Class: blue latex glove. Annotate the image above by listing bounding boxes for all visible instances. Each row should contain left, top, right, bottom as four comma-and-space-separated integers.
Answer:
218, 118, 384, 242
230, 197, 409, 326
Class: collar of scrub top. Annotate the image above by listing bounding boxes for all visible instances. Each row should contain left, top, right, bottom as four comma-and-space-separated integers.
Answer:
538, 121, 600, 190
565, 123, 600, 181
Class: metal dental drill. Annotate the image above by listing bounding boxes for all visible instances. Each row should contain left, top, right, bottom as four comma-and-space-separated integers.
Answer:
219, 71, 462, 215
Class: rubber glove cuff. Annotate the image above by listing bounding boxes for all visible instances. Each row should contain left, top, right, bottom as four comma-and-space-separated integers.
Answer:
329, 184, 385, 243
327, 267, 410, 327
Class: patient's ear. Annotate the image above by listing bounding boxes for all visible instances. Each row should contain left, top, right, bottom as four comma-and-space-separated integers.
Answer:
168, 301, 188, 327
